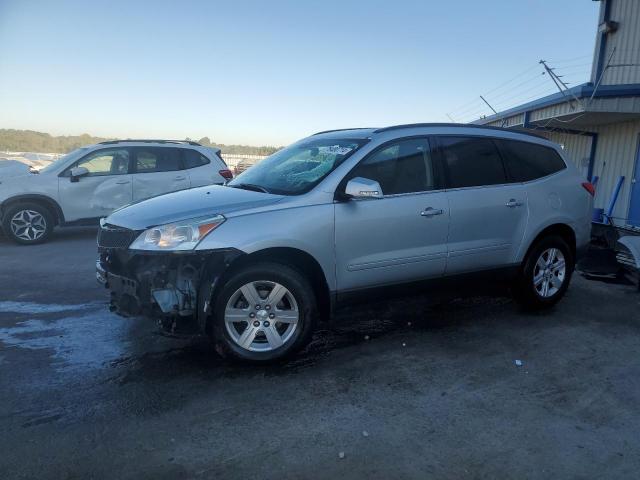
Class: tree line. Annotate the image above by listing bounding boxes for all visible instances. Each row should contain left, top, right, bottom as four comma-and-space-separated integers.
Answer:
0, 129, 280, 156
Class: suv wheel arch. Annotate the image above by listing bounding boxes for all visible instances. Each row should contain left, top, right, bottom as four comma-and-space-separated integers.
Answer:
522, 223, 577, 266
211, 247, 332, 324
1, 195, 64, 226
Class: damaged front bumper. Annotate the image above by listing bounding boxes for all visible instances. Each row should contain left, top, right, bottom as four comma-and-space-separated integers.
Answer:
97, 247, 242, 335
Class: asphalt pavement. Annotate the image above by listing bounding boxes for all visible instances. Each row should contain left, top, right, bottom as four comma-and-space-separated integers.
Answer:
1, 227, 639, 479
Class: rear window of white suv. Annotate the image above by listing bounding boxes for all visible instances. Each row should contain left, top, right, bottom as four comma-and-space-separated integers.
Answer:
183, 149, 211, 169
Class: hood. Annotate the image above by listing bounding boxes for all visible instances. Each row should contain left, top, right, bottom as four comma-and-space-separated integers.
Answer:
0, 160, 32, 181
105, 185, 285, 230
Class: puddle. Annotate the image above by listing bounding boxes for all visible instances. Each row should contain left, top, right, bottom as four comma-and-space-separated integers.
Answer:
0, 311, 132, 372
0, 301, 100, 315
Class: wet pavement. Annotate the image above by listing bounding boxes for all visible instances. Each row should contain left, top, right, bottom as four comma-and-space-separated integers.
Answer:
1, 227, 640, 479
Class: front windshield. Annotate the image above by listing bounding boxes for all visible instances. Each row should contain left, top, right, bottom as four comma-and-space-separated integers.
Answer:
39, 147, 89, 173
228, 138, 368, 195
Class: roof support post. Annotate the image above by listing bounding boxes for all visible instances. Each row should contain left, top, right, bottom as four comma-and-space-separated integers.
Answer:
594, 0, 613, 83
587, 132, 599, 182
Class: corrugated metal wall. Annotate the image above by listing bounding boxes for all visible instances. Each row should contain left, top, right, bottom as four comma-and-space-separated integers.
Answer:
522, 120, 639, 223
485, 113, 523, 128
545, 131, 593, 178
590, 119, 640, 221
530, 101, 582, 122
601, 0, 640, 85
546, 120, 640, 222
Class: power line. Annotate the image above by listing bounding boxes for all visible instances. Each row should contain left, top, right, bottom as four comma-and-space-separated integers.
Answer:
448, 97, 485, 116
481, 63, 541, 96
447, 63, 540, 115
482, 72, 546, 102
493, 86, 559, 111
489, 80, 553, 107
545, 54, 592, 63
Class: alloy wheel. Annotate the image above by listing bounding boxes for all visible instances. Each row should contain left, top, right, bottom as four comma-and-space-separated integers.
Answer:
224, 280, 299, 352
10, 209, 47, 242
533, 248, 566, 298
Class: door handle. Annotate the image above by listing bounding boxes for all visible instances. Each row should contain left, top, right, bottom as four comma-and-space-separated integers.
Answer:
173, 175, 186, 181
505, 199, 523, 208
420, 207, 444, 217
115, 180, 130, 185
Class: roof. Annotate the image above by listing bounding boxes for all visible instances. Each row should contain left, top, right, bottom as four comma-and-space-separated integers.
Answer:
312, 123, 547, 140
474, 83, 640, 125
311, 128, 377, 139
99, 139, 202, 146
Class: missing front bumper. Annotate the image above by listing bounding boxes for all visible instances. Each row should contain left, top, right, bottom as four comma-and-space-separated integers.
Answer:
97, 248, 242, 334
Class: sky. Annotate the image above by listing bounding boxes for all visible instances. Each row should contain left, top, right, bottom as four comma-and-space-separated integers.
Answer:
0, 0, 600, 146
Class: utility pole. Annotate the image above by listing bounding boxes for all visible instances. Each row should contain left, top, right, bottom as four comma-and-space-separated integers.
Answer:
479, 95, 498, 115
540, 59, 582, 108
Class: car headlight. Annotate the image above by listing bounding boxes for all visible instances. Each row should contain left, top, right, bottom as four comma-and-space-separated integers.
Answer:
129, 215, 225, 251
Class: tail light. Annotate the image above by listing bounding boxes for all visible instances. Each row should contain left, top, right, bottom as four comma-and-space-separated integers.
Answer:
219, 169, 233, 181
581, 182, 595, 196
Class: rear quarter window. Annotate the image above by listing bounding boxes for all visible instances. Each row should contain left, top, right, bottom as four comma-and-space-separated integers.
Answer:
183, 149, 211, 169
497, 139, 566, 182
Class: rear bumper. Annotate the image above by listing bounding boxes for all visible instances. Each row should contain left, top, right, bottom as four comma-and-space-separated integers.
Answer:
97, 247, 242, 334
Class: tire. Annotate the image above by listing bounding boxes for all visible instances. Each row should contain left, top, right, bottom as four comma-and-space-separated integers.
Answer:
211, 262, 318, 362
2, 202, 54, 245
514, 235, 574, 310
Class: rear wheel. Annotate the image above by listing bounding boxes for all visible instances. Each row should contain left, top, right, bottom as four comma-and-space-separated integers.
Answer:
211, 262, 317, 362
514, 235, 574, 310
2, 203, 54, 245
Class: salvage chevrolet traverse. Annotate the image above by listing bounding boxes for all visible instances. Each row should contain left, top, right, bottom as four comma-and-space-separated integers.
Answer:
97, 124, 593, 362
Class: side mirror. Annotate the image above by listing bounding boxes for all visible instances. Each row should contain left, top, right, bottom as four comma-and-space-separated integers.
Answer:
345, 177, 384, 199
69, 166, 89, 182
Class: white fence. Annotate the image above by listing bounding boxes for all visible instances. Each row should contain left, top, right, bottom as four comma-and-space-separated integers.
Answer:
220, 153, 268, 169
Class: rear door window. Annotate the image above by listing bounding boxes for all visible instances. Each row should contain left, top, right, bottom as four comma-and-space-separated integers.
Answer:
133, 147, 182, 173
350, 138, 436, 195
496, 139, 566, 182
438, 136, 507, 188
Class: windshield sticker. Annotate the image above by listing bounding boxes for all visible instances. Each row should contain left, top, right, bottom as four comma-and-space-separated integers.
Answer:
318, 145, 353, 156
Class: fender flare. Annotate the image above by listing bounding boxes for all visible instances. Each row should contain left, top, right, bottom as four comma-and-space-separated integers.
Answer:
0, 194, 65, 225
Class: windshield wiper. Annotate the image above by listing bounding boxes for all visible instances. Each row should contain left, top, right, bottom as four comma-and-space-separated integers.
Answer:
228, 183, 271, 194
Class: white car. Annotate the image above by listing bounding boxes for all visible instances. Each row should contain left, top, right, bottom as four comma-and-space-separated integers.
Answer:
0, 140, 232, 244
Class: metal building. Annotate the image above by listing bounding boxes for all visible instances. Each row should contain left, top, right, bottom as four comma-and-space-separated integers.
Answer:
475, 0, 640, 227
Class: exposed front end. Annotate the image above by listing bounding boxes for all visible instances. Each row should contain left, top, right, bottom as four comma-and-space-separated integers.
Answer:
96, 222, 240, 335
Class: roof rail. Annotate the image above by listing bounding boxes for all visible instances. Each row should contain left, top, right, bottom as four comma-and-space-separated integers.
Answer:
312, 127, 374, 136
98, 139, 203, 146
373, 123, 547, 139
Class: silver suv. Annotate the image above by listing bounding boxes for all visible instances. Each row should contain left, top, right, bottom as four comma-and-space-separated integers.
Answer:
97, 124, 593, 362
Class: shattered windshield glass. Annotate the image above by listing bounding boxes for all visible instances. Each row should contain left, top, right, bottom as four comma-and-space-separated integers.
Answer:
228, 138, 368, 195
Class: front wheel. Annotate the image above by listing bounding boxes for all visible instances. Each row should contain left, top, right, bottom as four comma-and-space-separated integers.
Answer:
2, 202, 54, 245
514, 235, 574, 310
211, 262, 317, 362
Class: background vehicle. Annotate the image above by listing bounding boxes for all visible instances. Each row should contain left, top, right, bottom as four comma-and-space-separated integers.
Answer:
233, 157, 261, 176
0, 140, 232, 244
97, 124, 593, 362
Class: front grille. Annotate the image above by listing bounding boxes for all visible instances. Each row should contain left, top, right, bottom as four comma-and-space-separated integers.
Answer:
98, 224, 137, 249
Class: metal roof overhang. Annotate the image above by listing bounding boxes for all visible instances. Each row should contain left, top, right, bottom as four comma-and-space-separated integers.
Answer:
474, 83, 640, 130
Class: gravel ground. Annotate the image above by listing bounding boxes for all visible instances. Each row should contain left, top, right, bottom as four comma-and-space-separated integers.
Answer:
1, 227, 639, 479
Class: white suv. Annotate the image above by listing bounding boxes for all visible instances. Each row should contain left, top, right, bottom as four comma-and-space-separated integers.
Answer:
0, 140, 232, 244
